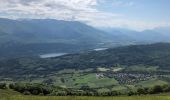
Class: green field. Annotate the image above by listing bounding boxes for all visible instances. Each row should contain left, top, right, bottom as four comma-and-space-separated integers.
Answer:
33, 72, 119, 88
1, 89, 170, 100
137, 79, 168, 87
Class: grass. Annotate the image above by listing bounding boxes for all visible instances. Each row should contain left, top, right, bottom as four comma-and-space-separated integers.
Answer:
50, 73, 118, 88
112, 85, 127, 91
74, 73, 118, 88
97, 67, 110, 72
1, 95, 170, 100
26, 70, 118, 88
137, 79, 168, 87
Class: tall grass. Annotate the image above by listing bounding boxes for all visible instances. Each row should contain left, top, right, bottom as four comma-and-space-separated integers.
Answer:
1, 95, 170, 100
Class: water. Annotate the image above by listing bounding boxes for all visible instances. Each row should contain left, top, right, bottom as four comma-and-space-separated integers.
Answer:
94, 48, 108, 51
40, 53, 67, 58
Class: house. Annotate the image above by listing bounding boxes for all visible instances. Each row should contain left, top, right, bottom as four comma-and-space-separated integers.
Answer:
96, 73, 104, 79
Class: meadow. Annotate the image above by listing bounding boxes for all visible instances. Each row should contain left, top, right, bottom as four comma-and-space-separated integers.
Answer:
1, 95, 170, 100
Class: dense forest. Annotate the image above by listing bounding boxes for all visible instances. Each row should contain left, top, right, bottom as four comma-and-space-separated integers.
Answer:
1, 43, 170, 78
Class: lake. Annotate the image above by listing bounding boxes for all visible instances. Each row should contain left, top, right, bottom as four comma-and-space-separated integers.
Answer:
40, 53, 67, 58
94, 48, 108, 51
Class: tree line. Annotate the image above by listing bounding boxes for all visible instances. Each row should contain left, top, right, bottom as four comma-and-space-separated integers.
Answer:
0, 83, 170, 96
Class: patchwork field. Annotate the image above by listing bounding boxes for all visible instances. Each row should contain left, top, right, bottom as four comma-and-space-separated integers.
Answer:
5, 67, 168, 92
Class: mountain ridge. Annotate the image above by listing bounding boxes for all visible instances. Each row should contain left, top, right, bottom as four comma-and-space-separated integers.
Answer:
0, 18, 118, 58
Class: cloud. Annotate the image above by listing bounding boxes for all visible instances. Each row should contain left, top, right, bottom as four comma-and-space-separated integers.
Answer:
90, 19, 170, 31
111, 0, 134, 7
0, 0, 101, 19
0, 0, 169, 31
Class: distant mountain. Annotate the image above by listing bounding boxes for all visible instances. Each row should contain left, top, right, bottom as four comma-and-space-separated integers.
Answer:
137, 30, 170, 42
0, 18, 117, 58
154, 27, 170, 34
101, 28, 170, 43
1, 18, 169, 58
0, 18, 113, 44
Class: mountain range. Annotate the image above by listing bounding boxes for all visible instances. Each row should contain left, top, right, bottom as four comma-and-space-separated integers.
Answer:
102, 27, 170, 43
0, 18, 170, 58
0, 18, 115, 58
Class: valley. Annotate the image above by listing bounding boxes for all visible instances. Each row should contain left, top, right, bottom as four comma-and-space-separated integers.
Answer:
0, 0, 170, 99
0, 43, 170, 95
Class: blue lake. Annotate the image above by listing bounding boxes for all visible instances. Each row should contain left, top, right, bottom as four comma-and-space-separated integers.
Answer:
40, 53, 67, 58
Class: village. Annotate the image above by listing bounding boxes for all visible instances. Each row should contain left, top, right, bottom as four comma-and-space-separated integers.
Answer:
95, 72, 155, 85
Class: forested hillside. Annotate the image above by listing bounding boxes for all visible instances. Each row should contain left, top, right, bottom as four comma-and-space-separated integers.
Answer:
0, 43, 170, 79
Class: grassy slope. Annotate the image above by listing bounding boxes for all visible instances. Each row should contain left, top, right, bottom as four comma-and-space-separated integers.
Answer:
0, 89, 170, 100
137, 79, 168, 87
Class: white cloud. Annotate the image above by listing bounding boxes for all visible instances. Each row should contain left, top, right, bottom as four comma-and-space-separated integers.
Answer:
0, 0, 169, 31
111, 0, 134, 7
90, 19, 170, 31
0, 0, 102, 19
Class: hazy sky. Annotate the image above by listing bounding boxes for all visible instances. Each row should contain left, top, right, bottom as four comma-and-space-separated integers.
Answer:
0, 0, 170, 31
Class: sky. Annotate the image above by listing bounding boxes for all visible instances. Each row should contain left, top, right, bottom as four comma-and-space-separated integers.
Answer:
0, 0, 170, 31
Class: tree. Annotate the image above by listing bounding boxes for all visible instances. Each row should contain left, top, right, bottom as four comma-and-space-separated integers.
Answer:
162, 85, 170, 92
9, 84, 15, 89
31, 90, 39, 95
152, 85, 163, 93
23, 90, 31, 95
137, 88, 145, 95
128, 91, 135, 96
0, 83, 6, 89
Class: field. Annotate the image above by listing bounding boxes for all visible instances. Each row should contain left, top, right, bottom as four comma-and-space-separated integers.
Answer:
1, 94, 170, 100
2, 67, 168, 93
1, 96, 170, 100
137, 79, 168, 87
